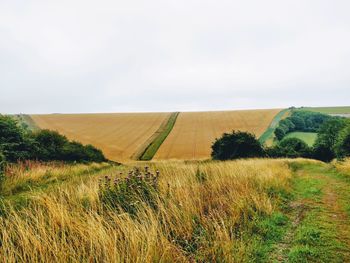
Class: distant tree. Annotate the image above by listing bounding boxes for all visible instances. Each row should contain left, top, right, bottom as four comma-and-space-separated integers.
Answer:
275, 127, 286, 141
211, 131, 264, 160
313, 118, 347, 162
334, 124, 350, 159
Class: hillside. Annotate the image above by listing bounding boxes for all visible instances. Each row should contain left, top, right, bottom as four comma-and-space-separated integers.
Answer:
154, 109, 281, 159
31, 109, 282, 161
31, 113, 170, 162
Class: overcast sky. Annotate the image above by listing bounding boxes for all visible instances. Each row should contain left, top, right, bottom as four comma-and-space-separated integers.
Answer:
1, 0, 350, 114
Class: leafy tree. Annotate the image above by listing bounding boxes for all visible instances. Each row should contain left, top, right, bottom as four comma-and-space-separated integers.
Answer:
33, 130, 68, 161
313, 118, 347, 162
211, 131, 264, 160
0, 115, 33, 162
268, 138, 311, 158
334, 124, 350, 159
275, 127, 286, 141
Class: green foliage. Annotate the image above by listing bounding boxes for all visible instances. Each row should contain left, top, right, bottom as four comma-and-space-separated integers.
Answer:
99, 166, 159, 215
267, 138, 312, 158
0, 115, 35, 162
334, 124, 350, 159
211, 131, 264, 160
274, 111, 330, 141
313, 118, 348, 162
0, 114, 106, 164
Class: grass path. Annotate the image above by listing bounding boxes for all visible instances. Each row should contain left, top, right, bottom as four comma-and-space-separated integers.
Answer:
259, 108, 290, 146
134, 112, 179, 160
271, 161, 350, 262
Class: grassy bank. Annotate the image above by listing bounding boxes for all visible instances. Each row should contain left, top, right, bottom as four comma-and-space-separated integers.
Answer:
259, 108, 290, 146
138, 112, 179, 160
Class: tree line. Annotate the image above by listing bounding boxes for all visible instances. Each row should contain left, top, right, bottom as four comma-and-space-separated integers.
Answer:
0, 115, 107, 169
212, 112, 350, 162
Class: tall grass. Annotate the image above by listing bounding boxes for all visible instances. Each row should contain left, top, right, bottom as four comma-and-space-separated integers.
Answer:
334, 158, 350, 175
0, 159, 292, 262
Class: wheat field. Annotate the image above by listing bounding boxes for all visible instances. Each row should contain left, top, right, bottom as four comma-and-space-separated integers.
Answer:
154, 109, 281, 160
31, 113, 170, 162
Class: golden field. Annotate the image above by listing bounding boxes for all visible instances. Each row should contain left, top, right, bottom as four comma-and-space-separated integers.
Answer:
154, 109, 281, 160
31, 113, 170, 162
0, 159, 292, 262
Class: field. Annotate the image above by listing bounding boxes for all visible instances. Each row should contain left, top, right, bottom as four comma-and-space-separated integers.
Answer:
284, 132, 318, 146
31, 113, 170, 162
154, 109, 281, 160
304, 106, 350, 114
1, 158, 350, 262
31, 109, 281, 161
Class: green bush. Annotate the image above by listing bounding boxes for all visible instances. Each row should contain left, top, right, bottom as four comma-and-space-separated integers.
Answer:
267, 138, 311, 158
0, 115, 107, 164
211, 131, 264, 160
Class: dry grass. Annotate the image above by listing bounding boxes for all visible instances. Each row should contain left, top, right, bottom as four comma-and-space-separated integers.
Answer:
154, 109, 281, 160
31, 113, 171, 162
333, 158, 350, 175
0, 159, 292, 262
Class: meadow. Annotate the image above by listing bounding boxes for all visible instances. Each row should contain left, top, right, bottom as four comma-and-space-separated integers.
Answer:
1, 158, 350, 262
0, 159, 291, 262
283, 132, 317, 146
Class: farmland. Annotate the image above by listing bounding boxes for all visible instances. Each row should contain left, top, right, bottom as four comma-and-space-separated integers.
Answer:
154, 109, 281, 160
31, 109, 281, 161
31, 113, 170, 162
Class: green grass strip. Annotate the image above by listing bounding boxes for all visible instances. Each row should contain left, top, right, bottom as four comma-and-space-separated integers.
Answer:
138, 112, 179, 161
259, 108, 290, 145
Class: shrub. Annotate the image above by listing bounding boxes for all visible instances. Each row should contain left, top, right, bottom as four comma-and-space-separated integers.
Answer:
33, 130, 68, 161
99, 166, 159, 215
211, 131, 264, 160
268, 138, 311, 158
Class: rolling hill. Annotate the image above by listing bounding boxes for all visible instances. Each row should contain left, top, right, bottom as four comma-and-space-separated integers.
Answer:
31, 109, 282, 161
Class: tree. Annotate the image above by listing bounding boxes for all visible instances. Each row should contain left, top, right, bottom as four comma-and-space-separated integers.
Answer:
313, 118, 347, 162
275, 127, 286, 141
334, 124, 350, 159
211, 131, 264, 160
33, 130, 68, 161
269, 138, 311, 158
0, 115, 33, 162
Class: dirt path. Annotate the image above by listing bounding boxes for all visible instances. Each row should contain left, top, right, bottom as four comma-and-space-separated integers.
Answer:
272, 162, 350, 262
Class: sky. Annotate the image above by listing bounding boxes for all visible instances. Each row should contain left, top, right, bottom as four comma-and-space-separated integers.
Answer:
1, 0, 350, 114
